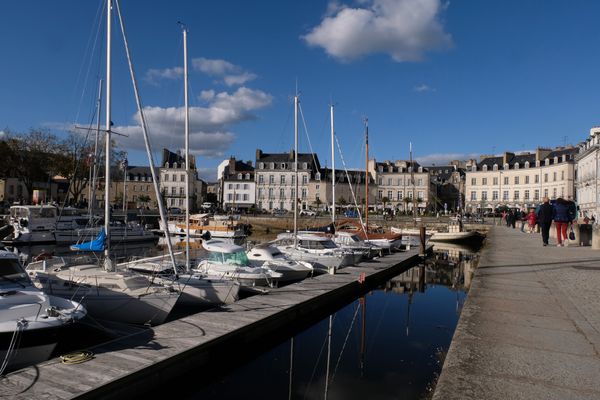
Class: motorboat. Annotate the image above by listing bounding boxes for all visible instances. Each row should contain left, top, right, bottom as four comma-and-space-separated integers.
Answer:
272, 233, 355, 273
119, 254, 240, 307
246, 244, 314, 282
25, 257, 180, 326
390, 227, 435, 248
428, 219, 483, 244
332, 231, 384, 259
0, 250, 86, 373
195, 240, 282, 287
2, 205, 57, 246
335, 219, 403, 251
160, 213, 249, 244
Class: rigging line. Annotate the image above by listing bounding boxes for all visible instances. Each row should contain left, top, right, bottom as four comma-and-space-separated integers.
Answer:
330, 301, 361, 383
334, 135, 369, 238
71, 0, 105, 126
366, 293, 391, 354
277, 98, 293, 152
298, 102, 319, 171
303, 313, 337, 400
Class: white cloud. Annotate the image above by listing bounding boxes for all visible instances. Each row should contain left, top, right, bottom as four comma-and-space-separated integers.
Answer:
416, 152, 480, 165
144, 67, 184, 84
414, 83, 435, 92
192, 57, 257, 86
197, 167, 218, 182
303, 0, 452, 62
113, 87, 273, 158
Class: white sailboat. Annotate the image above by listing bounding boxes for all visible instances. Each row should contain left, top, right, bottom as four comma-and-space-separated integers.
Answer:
0, 250, 86, 373
26, 0, 180, 326
246, 243, 313, 282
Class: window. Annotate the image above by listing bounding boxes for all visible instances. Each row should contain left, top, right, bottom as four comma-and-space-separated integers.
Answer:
279, 188, 285, 199
387, 178, 392, 186
237, 173, 242, 180
482, 165, 488, 171
514, 190, 519, 200
302, 175, 308, 185
514, 176, 519, 185
228, 183, 233, 189
470, 191, 477, 201
553, 172, 557, 181
493, 177, 498, 185
164, 174, 169, 182
269, 175, 275, 184
179, 199, 184, 206
378, 190, 383, 200
378, 178, 383, 185
524, 190, 530, 200
228, 193, 233, 201
235, 194, 240, 201
544, 173, 548, 183
561, 171, 565, 180
481, 191, 487, 200
291, 188, 295, 198
504, 177, 509, 185
171, 187, 176, 195
268, 188, 274, 199
397, 178, 403, 186
280, 175, 286, 185
270, 162, 274, 169
417, 191, 424, 200
534, 190, 539, 200
292, 175, 295, 184
514, 163, 519, 170
544, 189, 548, 198
179, 187, 184, 195
482, 178, 487, 185
315, 172, 321, 181
387, 190, 392, 199
397, 191, 403, 200
301, 188, 307, 199
503, 191, 509, 201
471, 178, 476, 185
493, 164, 498, 171
417, 179, 423, 186
302, 163, 308, 170
258, 188, 263, 198
408, 191, 413, 199
181, 174, 185, 182
258, 175, 264, 184
281, 163, 286, 169
492, 191, 498, 200
535, 175, 539, 183
259, 163, 264, 169
243, 184, 249, 190
172, 174, 176, 181
525, 176, 529, 184
553, 188, 557, 198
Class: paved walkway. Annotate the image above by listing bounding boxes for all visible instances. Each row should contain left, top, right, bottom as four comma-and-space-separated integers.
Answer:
433, 225, 600, 400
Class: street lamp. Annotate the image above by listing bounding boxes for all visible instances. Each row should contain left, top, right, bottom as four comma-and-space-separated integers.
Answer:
121, 158, 128, 212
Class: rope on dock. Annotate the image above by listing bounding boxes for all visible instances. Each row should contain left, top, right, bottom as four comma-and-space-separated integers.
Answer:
60, 351, 94, 365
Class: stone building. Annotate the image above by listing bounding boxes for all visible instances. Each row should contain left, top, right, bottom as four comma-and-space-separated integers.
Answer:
576, 127, 600, 219
426, 162, 466, 213
368, 159, 431, 213
465, 147, 577, 213
255, 149, 321, 212
159, 148, 203, 211
308, 168, 377, 213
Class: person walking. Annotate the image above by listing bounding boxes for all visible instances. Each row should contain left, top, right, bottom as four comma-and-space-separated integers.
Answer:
526, 208, 537, 233
552, 197, 572, 246
537, 197, 553, 246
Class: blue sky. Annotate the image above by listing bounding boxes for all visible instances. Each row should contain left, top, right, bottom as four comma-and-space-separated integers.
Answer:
2, 0, 600, 181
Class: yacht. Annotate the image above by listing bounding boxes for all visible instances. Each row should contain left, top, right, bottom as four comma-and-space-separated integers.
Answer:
160, 213, 248, 244
195, 240, 282, 288
2, 205, 57, 246
246, 244, 314, 282
333, 231, 384, 259
119, 254, 240, 307
26, 257, 180, 326
0, 250, 86, 373
272, 233, 355, 273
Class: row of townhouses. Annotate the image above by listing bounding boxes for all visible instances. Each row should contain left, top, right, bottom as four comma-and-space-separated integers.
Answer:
5, 127, 600, 219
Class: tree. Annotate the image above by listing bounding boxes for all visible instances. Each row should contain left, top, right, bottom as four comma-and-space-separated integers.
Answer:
54, 132, 93, 204
138, 194, 150, 207
381, 196, 390, 210
337, 197, 347, 207
314, 197, 322, 210
1, 130, 59, 201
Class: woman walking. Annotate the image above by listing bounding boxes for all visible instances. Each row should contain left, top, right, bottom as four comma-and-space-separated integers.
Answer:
552, 198, 572, 246
526, 208, 537, 233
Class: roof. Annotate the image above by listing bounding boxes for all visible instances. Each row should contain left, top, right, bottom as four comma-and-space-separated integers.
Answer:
256, 150, 321, 172
202, 239, 244, 253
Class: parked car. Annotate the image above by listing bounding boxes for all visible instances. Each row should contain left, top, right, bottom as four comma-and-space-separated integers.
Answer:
271, 208, 288, 216
299, 209, 316, 216
344, 209, 359, 218
168, 207, 182, 214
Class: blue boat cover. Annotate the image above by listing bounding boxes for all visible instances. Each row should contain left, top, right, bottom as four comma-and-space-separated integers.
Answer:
70, 228, 106, 252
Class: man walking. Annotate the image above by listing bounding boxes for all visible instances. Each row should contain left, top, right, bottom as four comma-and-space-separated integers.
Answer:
537, 197, 553, 246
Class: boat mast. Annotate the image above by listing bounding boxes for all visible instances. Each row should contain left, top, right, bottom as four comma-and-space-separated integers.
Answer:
183, 24, 191, 273
114, 0, 177, 269
330, 104, 335, 225
89, 79, 102, 222
294, 94, 299, 248
364, 118, 369, 228
103, 0, 112, 269
410, 142, 416, 221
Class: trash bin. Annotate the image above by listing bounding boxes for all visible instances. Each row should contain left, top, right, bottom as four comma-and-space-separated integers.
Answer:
579, 224, 592, 246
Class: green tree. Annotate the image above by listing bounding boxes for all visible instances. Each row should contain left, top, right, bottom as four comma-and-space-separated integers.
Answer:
381, 196, 390, 210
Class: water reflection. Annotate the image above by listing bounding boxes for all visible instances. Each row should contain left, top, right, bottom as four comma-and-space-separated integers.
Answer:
167, 246, 479, 400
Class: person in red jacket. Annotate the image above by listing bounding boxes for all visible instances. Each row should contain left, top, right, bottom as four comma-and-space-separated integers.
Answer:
526, 209, 537, 233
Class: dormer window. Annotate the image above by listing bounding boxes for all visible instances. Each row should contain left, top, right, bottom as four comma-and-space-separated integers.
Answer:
493, 164, 498, 171
536, 160, 541, 167
245, 173, 250, 180
237, 173, 242, 180
388, 166, 393, 173
418, 167, 423, 173
514, 163, 519, 170
378, 166, 383, 172
524, 161, 530, 168
281, 163, 286, 169
482, 165, 488, 171
315, 172, 321, 181
259, 163, 264, 169
503, 163, 509, 170
302, 162, 308, 170
545, 159, 550, 166
270, 162, 275, 169
471, 165, 476, 172
173, 162, 178, 169
553, 156, 558, 164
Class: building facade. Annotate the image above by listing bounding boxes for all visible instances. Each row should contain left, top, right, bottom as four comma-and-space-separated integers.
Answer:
576, 127, 600, 219
219, 157, 255, 211
427, 162, 465, 213
465, 147, 577, 212
369, 159, 431, 213
255, 149, 321, 212
308, 168, 377, 212
159, 148, 202, 211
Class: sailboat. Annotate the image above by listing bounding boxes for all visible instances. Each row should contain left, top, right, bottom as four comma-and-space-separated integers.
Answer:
335, 119, 402, 251
26, 0, 180, 326
272, 95, 353, 273
120, 25, 240, 307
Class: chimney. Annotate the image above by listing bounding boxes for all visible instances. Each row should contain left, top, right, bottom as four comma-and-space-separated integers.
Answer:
255, 149, 262, 161
289, 149, 295, 160
229, 157, 235, 172
535, 147, 552, 163
246, 160, 253, 167
503, 152, 514, 165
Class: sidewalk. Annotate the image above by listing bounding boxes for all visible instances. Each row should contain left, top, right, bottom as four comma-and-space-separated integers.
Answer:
433, 225, 600, 400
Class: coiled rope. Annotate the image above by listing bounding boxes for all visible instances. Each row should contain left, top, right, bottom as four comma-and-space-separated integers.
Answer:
60, 351, 94, 365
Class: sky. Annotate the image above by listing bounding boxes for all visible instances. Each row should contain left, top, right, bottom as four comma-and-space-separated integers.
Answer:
2, 0, 600, 181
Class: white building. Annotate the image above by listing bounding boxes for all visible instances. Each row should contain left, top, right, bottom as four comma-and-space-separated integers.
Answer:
218, 157, 255, 211
159, 148, 202, 211
465, 147, 577, 213
576, 127, 600, 219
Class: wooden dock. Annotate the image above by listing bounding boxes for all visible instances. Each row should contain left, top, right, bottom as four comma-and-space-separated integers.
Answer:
1, 247, 428, 399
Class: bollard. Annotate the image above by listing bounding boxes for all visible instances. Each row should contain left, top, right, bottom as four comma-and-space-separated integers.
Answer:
578, 224, 592, 246
419, 226, 426, 256
593, 225, 600, 250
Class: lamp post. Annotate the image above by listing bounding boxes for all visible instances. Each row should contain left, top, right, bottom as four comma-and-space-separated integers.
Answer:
121, 158, 128, 213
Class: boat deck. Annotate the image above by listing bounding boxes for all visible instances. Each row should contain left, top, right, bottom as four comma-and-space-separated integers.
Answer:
1, 247, 429, 399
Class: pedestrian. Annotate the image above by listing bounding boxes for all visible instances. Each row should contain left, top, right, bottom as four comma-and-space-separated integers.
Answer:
518, 208, 527, 232
526, 208, 537, 233
537, 197, 553, 246
552, 197, 573, 247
